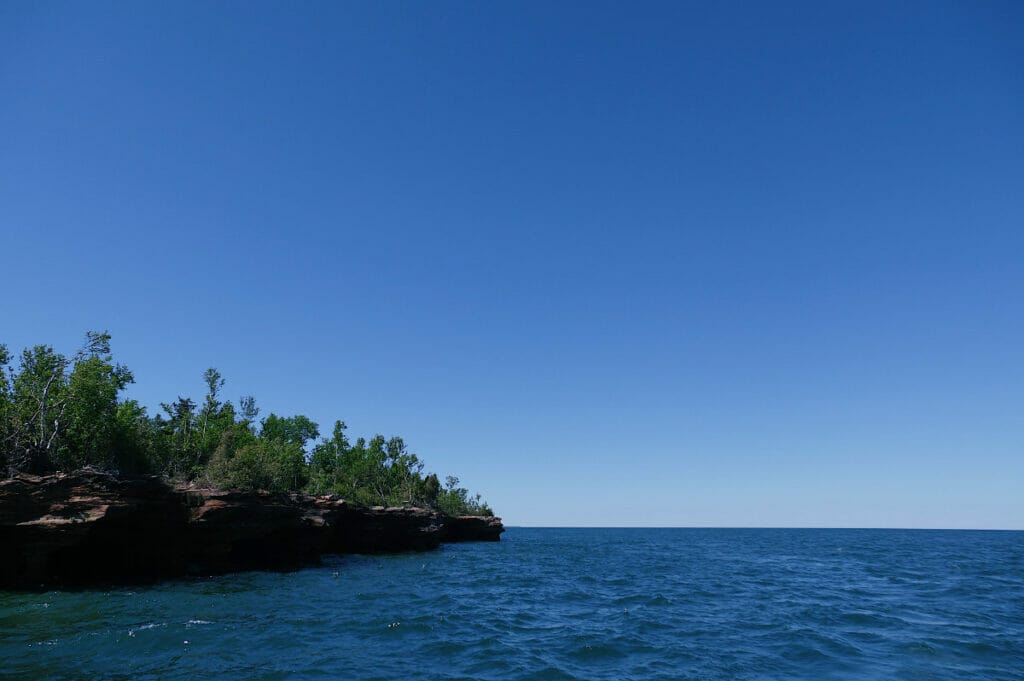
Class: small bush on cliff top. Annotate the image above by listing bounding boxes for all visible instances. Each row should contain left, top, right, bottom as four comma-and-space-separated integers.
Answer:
0, 333, 495, 516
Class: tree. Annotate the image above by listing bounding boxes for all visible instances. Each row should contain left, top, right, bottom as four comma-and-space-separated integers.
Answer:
260, 414, 319, 449
0, 333, 496, 517
238, 395, 259, 430
421, 473, 441, 505
6, 332, 128, 473
198, 368, 224, 450
9, 344, 69, 473
309, 420, 350, 493
159, 397, 197, 476
61, 345, 134, 470
0, 345, 11, 474
209, 437, 308, 493
111, 399, 158, 474
434, 475, 491, 516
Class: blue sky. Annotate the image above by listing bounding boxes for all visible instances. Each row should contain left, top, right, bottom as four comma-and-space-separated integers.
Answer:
2, 1, 1022, 528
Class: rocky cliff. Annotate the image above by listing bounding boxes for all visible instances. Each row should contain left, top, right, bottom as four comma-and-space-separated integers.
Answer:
0, 471, 503, 589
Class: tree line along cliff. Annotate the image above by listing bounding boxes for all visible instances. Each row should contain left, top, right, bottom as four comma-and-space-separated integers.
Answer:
0, 332, 494, 517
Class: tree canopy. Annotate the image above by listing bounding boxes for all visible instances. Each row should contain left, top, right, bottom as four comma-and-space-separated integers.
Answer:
0, 333, 494, 517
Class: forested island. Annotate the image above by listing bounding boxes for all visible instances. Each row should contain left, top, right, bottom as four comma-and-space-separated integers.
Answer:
0, 333, 502, 589
0, 332, 493, 516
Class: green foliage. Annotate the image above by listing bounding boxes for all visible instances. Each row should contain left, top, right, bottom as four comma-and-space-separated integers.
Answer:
61, 349, 134, 470
157, 397, 198, 477
110, 399, 160, 474
10, 343, 69, 473
261, 413, 319, 448
307, 423, 438, 507
0, 344, 10, 474
206, 436, 307, 493
2, 332, 136, 474
436, 476, 495, 517
0, 333, 495, 516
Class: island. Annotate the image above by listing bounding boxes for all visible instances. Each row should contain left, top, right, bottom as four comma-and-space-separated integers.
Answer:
0, 333, 502, 589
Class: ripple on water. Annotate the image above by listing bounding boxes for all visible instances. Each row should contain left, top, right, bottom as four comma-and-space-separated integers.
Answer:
2, 529, 1024, 681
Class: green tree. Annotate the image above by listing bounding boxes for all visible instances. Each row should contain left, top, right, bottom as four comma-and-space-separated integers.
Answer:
9, 343, 69, 473
197, 368, 224, 454
309, 420, 350, 493
0, 345, 11, 474
0, 333, 496, 517
158, 397, 198, 476
110, 399, 159, 474
61, 346, 134, 470
260, 413, 319, 448
3, 332, 132, 473
433, 475, 492, 516
238, 395, 259, 430
421, 473, 441, 505
210, 437, 308, 493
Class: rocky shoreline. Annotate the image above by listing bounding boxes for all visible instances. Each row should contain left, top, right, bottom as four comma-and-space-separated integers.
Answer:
0, 471, 503, 589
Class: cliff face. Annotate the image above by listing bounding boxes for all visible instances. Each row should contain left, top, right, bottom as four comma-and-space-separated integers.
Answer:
444, 514, 506, 542
0, 471, 503, 589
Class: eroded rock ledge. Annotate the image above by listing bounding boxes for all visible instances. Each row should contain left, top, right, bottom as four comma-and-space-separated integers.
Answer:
0, 471, 504, 589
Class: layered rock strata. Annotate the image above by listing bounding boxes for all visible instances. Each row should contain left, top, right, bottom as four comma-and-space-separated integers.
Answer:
0, 471, 503, 589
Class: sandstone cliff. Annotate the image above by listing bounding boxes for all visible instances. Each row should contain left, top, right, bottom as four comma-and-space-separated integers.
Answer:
0, 471, 503, 589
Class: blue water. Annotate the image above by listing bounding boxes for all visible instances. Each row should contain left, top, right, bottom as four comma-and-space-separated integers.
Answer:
2, 528, 1023, 680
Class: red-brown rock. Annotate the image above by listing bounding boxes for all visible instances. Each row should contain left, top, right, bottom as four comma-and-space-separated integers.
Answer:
0, 471, 503, 589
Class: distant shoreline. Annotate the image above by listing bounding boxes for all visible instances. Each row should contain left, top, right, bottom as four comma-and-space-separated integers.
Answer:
503, 526, 1023, 531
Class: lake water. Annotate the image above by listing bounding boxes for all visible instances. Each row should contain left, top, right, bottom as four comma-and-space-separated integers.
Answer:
2, 528, 1023, 679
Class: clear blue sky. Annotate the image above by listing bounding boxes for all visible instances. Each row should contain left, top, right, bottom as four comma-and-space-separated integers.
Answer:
2, 1, 1022, 528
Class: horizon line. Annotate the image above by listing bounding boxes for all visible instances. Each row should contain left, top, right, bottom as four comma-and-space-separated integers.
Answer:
504, 525, 1024, 532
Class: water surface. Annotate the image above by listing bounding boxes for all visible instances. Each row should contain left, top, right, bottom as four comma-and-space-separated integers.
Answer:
2, 528, 1023, 679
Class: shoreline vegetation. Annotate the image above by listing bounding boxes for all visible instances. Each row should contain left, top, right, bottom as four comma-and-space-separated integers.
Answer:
0, 332, 494, 518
